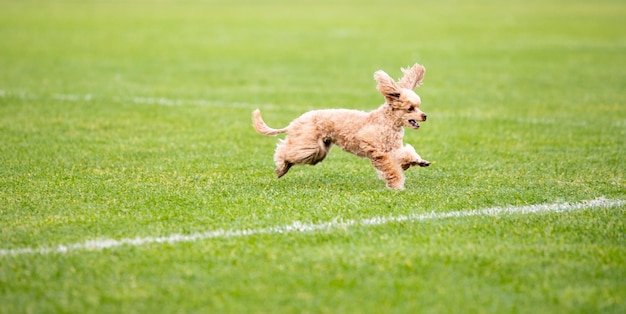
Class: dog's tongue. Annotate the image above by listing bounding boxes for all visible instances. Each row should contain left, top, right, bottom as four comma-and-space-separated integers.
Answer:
409, 119, 420, 128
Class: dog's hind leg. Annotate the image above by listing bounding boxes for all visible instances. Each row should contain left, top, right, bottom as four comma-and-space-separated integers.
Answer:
273, 136, 331, 178
274, 140, 294, 178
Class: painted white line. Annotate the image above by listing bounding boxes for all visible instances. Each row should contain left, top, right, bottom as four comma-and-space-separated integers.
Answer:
0, 90, 272, 109
2, 90, 624, 127
1, 197, 623, 257
121, 96, 265, 109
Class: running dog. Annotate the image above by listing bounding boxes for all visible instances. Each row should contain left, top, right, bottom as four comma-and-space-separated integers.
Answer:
252, 63, 430, 190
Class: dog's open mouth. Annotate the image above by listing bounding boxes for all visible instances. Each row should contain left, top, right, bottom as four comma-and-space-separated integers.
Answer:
408, 119, 420, 129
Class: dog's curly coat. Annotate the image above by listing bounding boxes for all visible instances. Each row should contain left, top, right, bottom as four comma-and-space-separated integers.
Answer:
252, 63, 430, 190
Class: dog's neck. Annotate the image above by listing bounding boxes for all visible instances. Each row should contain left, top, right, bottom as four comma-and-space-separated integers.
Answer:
370, 104, 404, 130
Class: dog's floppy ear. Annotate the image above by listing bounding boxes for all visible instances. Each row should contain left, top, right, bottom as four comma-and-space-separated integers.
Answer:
397, 63, 426, 90
374, 70, 401, 102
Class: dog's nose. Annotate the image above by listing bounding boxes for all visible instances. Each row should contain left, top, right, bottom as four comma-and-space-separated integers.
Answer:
422, 113, 427, 121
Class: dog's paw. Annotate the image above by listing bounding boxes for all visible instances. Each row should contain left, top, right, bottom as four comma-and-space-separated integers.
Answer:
418, 160, 431, 167
404, 159, 430, 169
386, 183, 405, 191
276, 162, 293, 178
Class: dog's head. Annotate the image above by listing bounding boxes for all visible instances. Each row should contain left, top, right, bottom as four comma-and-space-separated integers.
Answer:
374, 64, 427, 129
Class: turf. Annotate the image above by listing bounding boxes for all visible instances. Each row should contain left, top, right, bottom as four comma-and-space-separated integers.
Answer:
0, 0, 625, 313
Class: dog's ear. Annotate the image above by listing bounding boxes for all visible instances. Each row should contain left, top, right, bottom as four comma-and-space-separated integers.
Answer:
374, 70, 401, 102
397, 63, 426, 90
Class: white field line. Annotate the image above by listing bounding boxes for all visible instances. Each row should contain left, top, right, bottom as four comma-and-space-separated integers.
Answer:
1, 197, 624, 257
2, 89, 625, 127
0, 89, 271, 109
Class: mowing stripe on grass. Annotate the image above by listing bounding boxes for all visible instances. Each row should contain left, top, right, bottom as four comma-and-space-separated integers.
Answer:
1, 197, 623, 257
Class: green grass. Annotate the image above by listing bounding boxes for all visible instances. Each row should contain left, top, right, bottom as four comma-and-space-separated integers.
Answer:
1, 0, 625, 313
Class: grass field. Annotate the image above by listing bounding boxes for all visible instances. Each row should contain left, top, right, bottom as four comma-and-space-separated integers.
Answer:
1, 0, 625, 313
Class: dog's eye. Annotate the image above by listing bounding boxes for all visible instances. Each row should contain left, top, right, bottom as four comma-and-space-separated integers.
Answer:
408, 106, 415, 112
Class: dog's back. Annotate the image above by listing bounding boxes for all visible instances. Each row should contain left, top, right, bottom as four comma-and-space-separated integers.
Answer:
296, 109, 370, 156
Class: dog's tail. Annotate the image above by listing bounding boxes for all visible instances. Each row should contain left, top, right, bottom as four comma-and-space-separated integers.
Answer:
252, 109, 288, 136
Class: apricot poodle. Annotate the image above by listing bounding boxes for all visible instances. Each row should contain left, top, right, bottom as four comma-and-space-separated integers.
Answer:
252, 63, 430, 190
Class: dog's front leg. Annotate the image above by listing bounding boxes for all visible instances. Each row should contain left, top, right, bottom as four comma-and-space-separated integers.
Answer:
396, 144, 430, 170
371, 154, 405, 190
